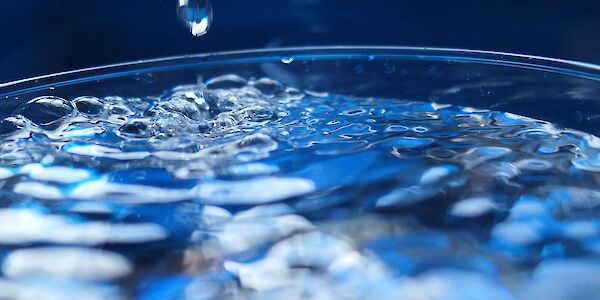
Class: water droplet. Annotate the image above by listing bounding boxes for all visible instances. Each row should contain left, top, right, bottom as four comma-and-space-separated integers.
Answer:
177, 0, 213, 37
281, 57, 294, 64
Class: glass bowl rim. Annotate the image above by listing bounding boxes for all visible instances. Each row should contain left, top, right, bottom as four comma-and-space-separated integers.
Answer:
3, 45, 600, 97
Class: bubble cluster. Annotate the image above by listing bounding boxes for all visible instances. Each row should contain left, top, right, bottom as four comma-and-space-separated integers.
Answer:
0, 74, 599, 299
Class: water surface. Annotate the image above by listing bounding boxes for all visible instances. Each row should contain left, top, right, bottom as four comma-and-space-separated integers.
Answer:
0, 74, 599, 299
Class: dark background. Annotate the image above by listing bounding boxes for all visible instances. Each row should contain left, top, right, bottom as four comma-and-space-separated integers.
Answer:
2, 0, 600, 83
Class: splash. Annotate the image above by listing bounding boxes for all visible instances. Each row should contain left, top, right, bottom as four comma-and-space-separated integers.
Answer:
1, 74, 600, 298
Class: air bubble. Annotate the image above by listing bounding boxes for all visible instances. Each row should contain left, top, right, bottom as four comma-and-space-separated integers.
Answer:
119, 119, 151, 137
73, 96, 104, 115
0, 115, 30, 136
109, 105, 134, 116
158, 99, 209, 121
241, 106, 275, 122
238, 133, 277, 152
17, 96, 73, 126
205, 74, 247, 90
252, 78, 286, 96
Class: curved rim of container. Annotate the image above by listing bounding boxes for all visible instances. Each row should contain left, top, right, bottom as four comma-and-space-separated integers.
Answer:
3, 46, 600, 97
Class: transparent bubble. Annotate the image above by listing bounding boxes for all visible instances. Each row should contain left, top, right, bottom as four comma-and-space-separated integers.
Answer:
73, 96, 105, 115
0, 115, 30, 136
17, 96, 73, 126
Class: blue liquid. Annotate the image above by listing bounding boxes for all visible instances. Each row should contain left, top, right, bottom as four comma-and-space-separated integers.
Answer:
0, 74, 600, 299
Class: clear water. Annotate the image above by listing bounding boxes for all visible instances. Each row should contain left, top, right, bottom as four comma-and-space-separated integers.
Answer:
177, 0, 212, 37
1, 74, 600, 299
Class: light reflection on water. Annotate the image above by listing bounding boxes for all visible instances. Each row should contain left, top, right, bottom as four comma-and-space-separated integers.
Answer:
0, 74, 599, 299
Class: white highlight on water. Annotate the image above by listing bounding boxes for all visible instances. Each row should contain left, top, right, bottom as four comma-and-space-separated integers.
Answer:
2, 247, 133, 281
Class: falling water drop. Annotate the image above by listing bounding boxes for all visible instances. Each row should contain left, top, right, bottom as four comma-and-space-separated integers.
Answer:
177, 0, 213, 37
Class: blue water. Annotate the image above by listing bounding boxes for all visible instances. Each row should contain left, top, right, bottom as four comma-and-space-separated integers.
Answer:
0, 74, 600, 299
